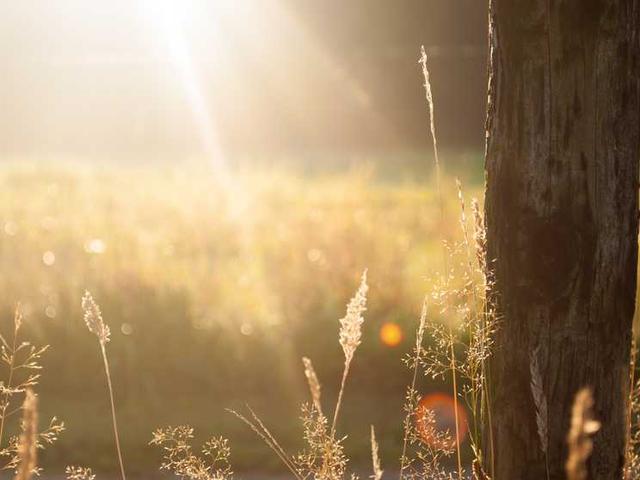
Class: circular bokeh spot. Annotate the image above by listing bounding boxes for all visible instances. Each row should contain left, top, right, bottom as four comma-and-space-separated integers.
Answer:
415, 392, 468, 447
379, 322, 403, 347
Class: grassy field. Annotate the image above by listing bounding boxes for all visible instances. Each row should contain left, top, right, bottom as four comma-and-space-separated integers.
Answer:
0, 154, 485, 475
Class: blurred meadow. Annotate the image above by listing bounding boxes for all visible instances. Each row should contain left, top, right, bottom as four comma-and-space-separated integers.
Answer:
0, 0, 490, 476
1, 154, 483, 473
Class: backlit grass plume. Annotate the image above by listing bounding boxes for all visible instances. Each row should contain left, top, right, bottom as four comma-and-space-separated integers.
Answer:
338, 270, 368, 365
221, 272, 369, 480
333, 270, 368, 433
82, 291, 110, 345
82, 291, 125, 480
370, 426, 383, 480
302, 357, 322, 415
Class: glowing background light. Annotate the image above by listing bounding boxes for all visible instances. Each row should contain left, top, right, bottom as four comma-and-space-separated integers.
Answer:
379, 321, 403, 347
415, 393, 468, 447
140, 0, 228, 171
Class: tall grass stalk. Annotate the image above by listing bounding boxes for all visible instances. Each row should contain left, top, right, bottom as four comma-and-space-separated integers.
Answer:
100, 343, 126, 480
14, 389, 37, 480
226, 273, 367, 480
82, 291, 126, 480
420, 45, 463, 478
228, 407, 303, 480
484, 375, 496, 477
448, 338, 463, 478
398, 300, 427, 480
456, 181, 482, 451
370, 425, 383, 480
332, 270, 368, 436
472, 198, 496, 477
302, 357, 323, 415
331, 368, 350, 438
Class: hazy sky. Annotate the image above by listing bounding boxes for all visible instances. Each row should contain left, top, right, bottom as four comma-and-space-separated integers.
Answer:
0, 1, 487, 160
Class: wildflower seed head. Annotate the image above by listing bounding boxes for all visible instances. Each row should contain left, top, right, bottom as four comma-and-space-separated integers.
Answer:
14, 304, 23, 332
370, 425, 383, 480
81, 291, 110, 345
302, 357, 322, 414
65, 466, 96, 480
339, 270, 368, 364
416, 300, 428, 352
455, 179, 467, 225
150, 426, 233, 480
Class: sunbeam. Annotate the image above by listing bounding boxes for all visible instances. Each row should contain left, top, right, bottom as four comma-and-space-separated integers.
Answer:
141, 0, 227, 171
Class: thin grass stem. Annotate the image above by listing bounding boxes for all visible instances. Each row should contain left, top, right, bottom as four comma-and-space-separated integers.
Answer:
449, 335, 463, 479
422, 45, 463, 479
399, 300, 427, 480
100, 343, 126, 480
331, 363, 351, 437
229, 408, 303, 480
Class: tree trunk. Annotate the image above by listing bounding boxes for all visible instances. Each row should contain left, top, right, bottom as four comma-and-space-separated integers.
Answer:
484, 1, 640, 479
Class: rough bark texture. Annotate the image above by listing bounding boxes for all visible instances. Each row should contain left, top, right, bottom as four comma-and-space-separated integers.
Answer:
485, 1, 640, 479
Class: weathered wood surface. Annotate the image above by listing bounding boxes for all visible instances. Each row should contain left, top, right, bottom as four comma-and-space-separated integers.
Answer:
484, 1, 640, 478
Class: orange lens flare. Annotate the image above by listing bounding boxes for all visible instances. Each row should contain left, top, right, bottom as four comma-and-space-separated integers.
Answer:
379, 322, 403, 347
415, 393, 468, 447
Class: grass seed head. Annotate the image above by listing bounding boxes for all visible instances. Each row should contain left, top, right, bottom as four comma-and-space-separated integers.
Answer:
370, 425, 383, 480
339, 270, 368, 364
302, 357, 322, 414
81, 291, 110, 345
